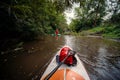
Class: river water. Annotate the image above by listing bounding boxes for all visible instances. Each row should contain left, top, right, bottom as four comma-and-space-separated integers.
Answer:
0, 35, 120, 80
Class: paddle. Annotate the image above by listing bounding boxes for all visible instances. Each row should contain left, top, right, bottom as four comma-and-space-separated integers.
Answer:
44, 50, 76, 80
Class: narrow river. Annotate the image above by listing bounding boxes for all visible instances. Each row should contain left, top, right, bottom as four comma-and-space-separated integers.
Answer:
0, 35, 120, 80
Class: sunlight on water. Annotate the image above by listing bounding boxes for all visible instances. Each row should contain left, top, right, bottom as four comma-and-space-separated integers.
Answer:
97, 47, 108, 66
64, 35, 73, 46
64, 35, 75, 49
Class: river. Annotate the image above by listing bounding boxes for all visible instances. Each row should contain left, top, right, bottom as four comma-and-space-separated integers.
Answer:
0, 35, 120, 80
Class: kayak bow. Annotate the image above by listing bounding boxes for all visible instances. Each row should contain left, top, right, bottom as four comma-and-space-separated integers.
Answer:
40, 46, 90, 80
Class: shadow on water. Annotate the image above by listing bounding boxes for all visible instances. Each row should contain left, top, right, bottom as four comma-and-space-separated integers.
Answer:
0, 35, 64, 80
0, 35, 120, 80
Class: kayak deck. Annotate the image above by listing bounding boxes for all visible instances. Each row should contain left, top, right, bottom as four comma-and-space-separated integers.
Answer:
47, 68, 85, 80
40, 48, 90, 80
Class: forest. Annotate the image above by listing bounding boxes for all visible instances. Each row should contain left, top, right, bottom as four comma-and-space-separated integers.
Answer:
69, 0, 120, 38
0, 0, 68, 51
0, 0, 120, 51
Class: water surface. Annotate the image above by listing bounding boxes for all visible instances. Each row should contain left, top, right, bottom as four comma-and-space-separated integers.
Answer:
0, 35, 120, 80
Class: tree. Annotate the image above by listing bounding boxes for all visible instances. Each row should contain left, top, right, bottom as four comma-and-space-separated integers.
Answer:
69, 0, 107, 32
0, 0, 69, 50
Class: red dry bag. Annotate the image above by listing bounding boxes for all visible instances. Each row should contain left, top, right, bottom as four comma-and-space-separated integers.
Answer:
59, 47, 74, 65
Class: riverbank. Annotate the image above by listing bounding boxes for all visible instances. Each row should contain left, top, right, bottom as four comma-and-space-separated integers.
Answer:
78, 24, 120, 40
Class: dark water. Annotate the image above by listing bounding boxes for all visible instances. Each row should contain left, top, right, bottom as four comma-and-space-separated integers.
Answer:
0, 35, 120, 80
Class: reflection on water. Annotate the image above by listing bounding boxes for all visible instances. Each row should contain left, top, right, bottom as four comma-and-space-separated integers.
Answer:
64, 35, 75, 49
0, 35, 64, 80
64, 35, 120, 80
0, 35, 120, 80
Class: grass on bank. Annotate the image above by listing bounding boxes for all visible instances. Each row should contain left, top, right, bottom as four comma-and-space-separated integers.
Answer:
79, 24, 120, 39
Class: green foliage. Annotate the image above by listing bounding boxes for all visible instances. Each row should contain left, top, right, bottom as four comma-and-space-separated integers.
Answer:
82, 24, 120, 39
70, 18, 101, 32
69, 0, 120, 40
88, 26, 105, 33
69, 0, 106, 32
103, 24, 120, 39
0, 0, 68, 50
0, 0, 67, 38
110, 13, 120, 24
